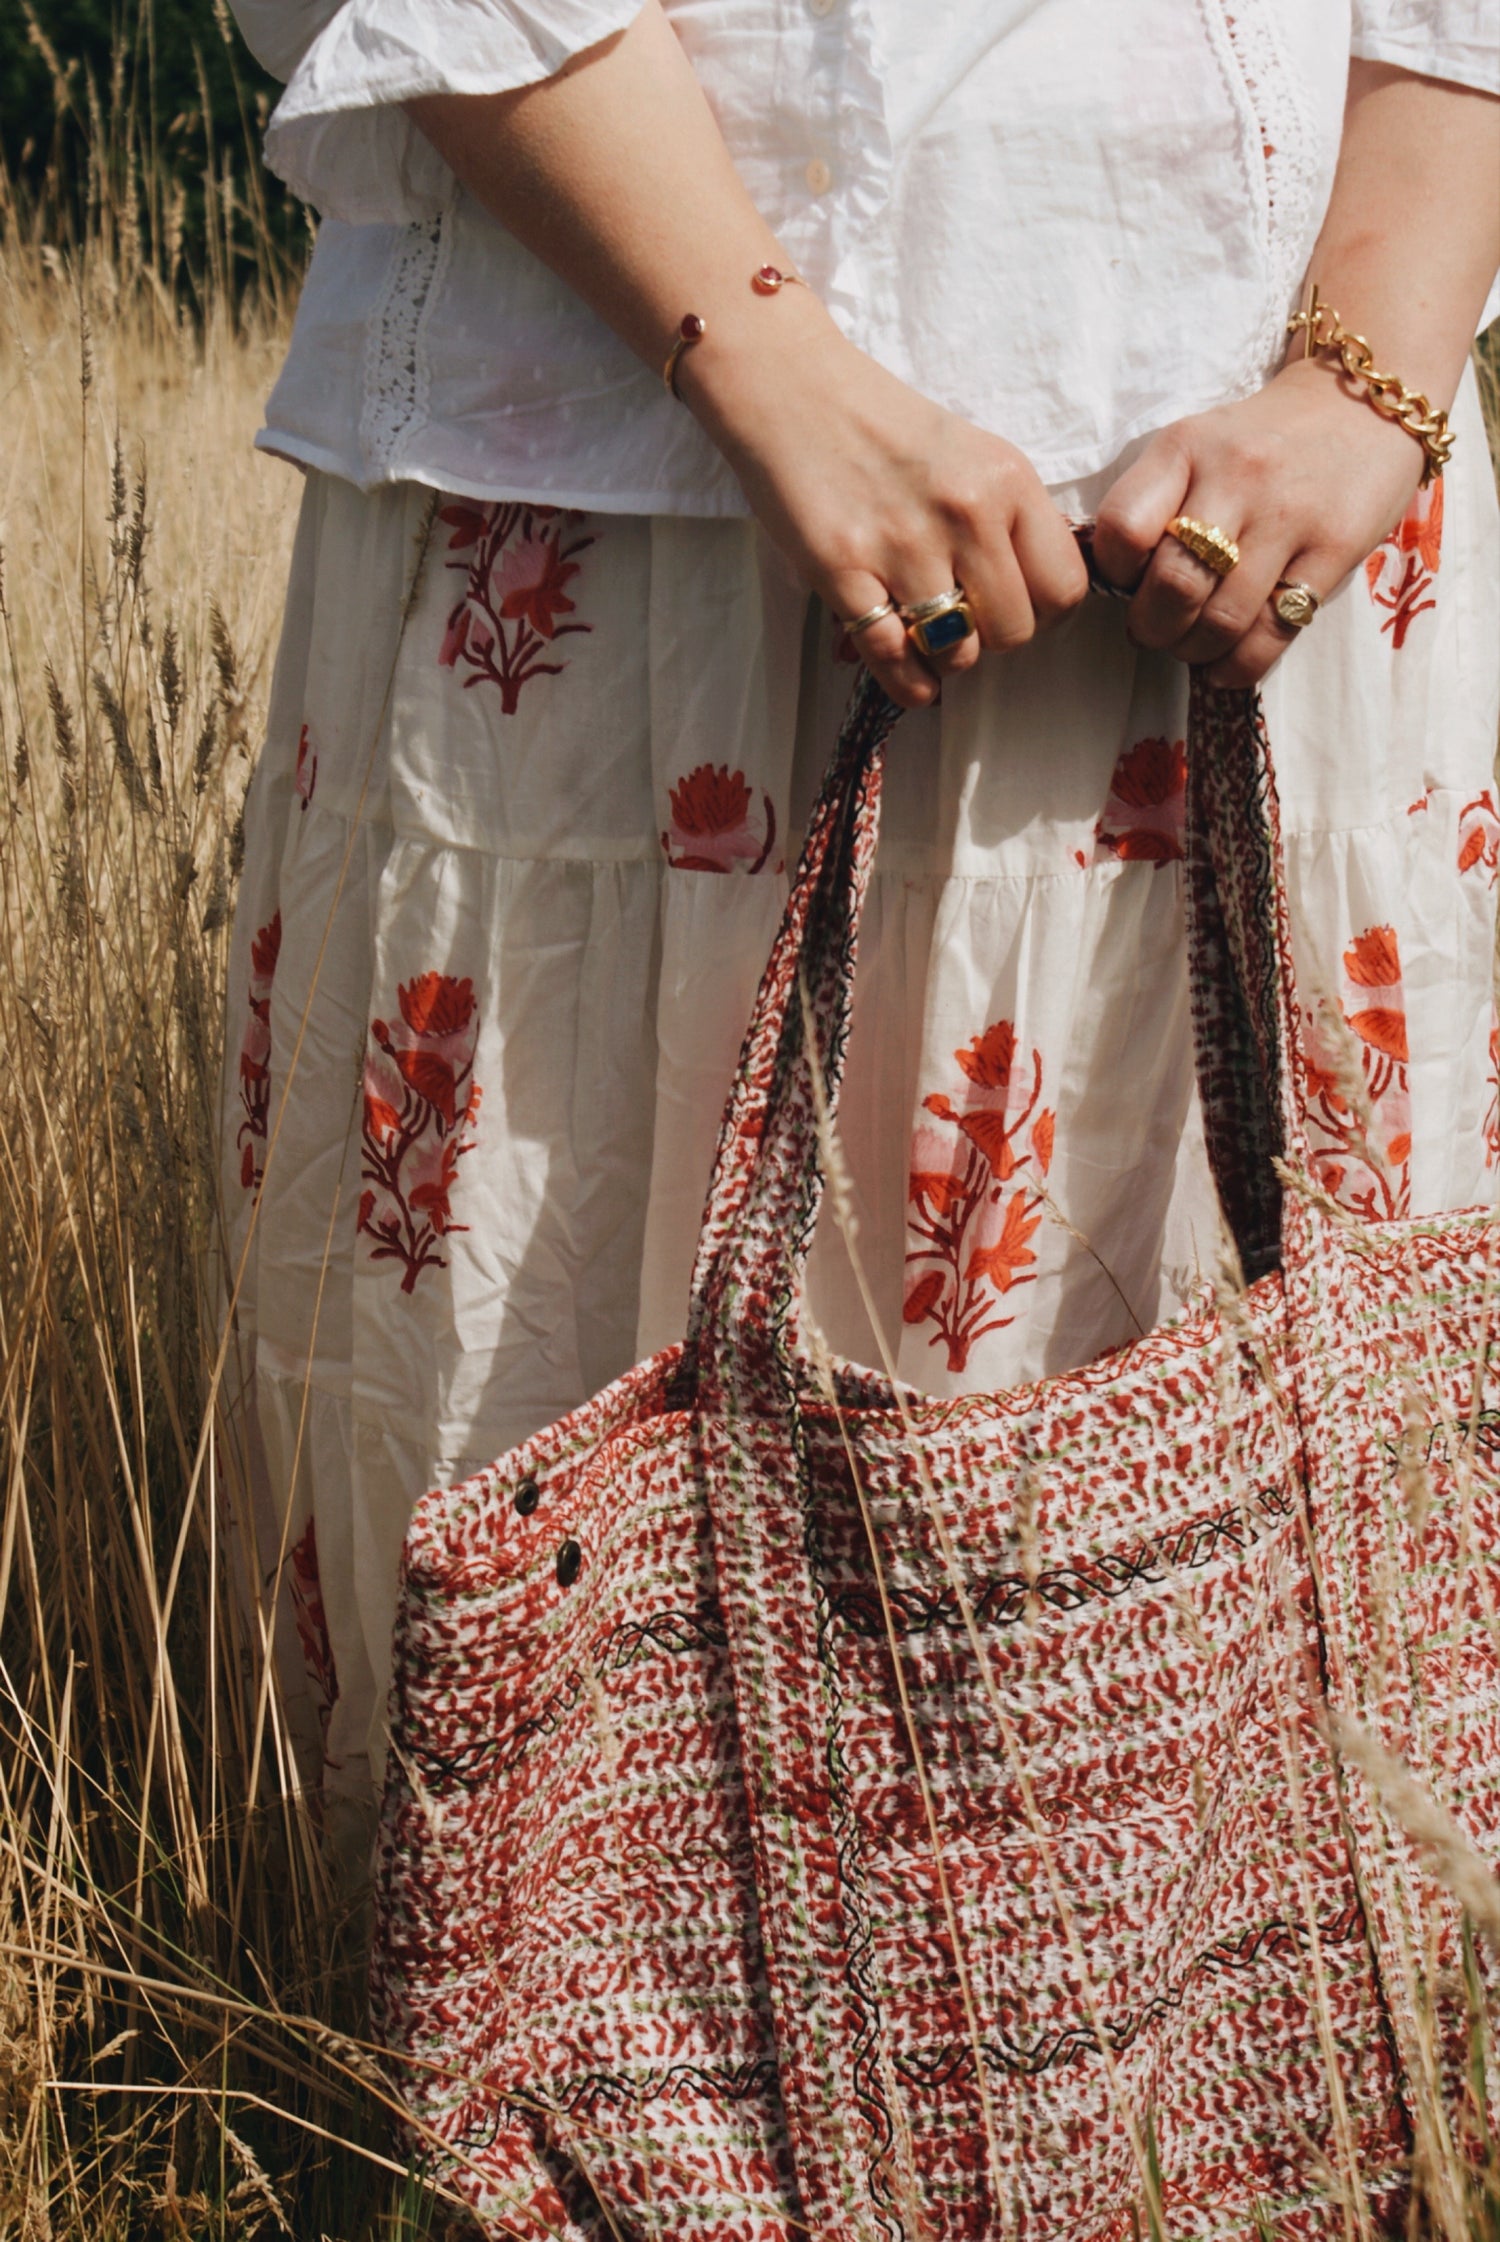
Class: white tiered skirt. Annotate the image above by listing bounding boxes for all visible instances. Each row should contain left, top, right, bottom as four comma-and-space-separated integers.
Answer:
223, 374, 1500, 1798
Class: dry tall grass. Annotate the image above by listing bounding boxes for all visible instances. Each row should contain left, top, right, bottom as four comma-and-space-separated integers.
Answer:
1, 58, 1499, 2239
0, 209, 470, 2242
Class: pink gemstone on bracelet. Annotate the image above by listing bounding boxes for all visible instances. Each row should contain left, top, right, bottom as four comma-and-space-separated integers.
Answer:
753, 264, 786, 294
680, 313, 706, 339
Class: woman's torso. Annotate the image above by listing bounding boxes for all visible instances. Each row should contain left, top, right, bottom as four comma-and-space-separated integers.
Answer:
256, 0, 1351, 510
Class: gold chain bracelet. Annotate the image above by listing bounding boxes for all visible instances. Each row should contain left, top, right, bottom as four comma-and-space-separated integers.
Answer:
1285, 281, 1454, 485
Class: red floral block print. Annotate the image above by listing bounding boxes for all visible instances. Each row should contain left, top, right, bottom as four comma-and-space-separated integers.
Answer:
359, 972, 482, 1293
1458, 788, 1500, 883
294, 722, 317, 811
1093, 734, 1187, 866
288, 1514, 339, 1742
1365, 478, 1442, 649
438, 501, 595, 713
661, 763, 778, 873
1301, 924, 1411, 1222
236, 910, 281, 1193
905, 1018, 1054, 1371
1486, 1015, 1500, 1172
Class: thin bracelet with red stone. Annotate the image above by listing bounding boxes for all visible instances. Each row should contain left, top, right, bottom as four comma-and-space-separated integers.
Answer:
663, 264, 808, 398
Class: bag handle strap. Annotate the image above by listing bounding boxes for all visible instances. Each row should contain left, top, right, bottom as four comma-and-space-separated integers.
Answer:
685, 594, 1310, 1393
683, 665, 901, 1372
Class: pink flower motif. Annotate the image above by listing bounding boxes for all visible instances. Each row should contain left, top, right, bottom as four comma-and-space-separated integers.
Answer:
661, 764, 778, 874
491, 536, 581, 640
359, 971, 483, 1291
438, 503, 595, 712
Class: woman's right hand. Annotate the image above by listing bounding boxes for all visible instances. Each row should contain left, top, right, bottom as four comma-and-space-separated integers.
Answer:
681, 295, 1088, 708
409, 4, 1083, 700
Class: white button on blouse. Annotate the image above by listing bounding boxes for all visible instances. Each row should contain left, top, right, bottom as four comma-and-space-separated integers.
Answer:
231, 0, 1499, 515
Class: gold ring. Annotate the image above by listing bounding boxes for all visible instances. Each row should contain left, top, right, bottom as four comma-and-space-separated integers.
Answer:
844, 597, 899, 635
1272, 579, 1321, 631
900, 586, 977, 657
1166, 515, 1241, 578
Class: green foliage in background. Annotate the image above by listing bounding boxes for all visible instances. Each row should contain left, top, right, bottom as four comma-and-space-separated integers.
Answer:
2, 0, 305, 305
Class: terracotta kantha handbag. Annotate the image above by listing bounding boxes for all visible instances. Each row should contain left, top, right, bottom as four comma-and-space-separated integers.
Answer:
371, 664, 1500, 2239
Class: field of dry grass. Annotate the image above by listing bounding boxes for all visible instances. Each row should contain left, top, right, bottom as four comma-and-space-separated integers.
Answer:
2, 64, 1500, 2241
0, 218, 450, 2234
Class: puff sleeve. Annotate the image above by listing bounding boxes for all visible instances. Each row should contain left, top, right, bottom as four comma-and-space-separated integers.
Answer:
241, 0, 647, 223
1350, 0, 1499, 98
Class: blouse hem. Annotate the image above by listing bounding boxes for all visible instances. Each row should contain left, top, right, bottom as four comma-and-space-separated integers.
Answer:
256, 360, 1287, 517
253, 428, 757, 518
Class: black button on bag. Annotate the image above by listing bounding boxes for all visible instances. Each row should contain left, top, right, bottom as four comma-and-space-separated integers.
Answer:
555, 1539, 582, 1588
513, 1477, 540, 1516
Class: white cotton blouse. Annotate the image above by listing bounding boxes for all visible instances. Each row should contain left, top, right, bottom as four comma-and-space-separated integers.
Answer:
234, 0, 1499, 514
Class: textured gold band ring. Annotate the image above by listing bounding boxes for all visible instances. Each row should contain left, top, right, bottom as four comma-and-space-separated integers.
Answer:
1271, 579, 1321, 632
1166, 515, 1241, 578
844, 597, 900, 635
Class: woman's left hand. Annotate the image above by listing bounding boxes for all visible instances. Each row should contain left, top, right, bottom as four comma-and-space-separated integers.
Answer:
1092, 359, 1430, 686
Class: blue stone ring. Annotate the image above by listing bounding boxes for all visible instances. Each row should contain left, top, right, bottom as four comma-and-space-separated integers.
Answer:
900, 585, 977, 658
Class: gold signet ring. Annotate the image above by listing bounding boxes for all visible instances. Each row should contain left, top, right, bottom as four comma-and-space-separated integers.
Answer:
1272, 580, 1321, 631
1166, 516, 1241, 578
899, 586, 978, 658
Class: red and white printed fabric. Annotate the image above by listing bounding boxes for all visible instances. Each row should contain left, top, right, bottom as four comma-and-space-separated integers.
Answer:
219, 368, 1498, 1804
367, 659, 1499, 2235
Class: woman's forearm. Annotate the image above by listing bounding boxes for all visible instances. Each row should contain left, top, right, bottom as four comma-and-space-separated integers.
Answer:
1282, 60, 1500, 406
405, 3, 828, 394
405, 0, 1089, 710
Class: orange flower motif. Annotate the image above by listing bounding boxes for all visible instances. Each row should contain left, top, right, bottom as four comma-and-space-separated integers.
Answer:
902, 1270, 946, 1325
1094, 736, 1187, 869
1457, 791, 1500, 882
1108, 736, 1185, 809
392, 1047, 462, 1129
1392, 475, 1443, 573
1302, 920, 1411, 1222
1346, 1008, 1409, 1063
1343, 926, 1401, 989
906, 1017, 1050, 1371
965, 1190, 1043, 1292
956, 1109, 1019, 1177
399, 972, 476, 1039
1365, 482, 1441, 648
908, 1167, 966, 1219
362, 1069, 402, 1145
955, 1020, 1018, 1090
